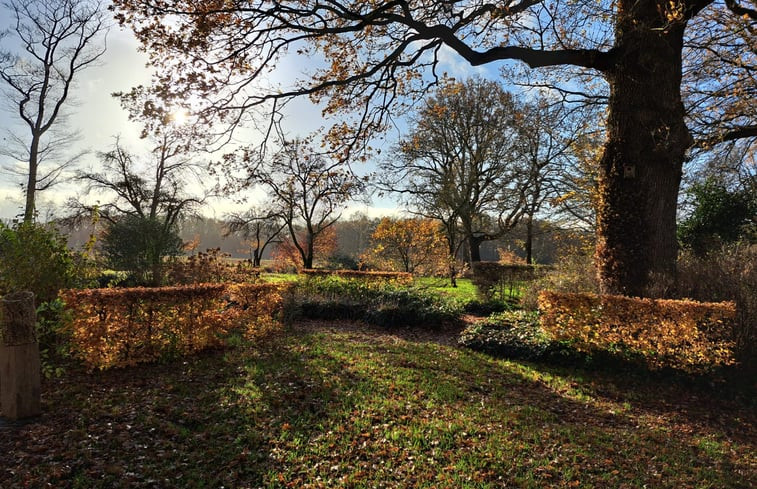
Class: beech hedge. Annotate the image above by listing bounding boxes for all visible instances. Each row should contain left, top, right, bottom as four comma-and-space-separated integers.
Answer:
538, 291, 737, 372
60, 283, 287, 370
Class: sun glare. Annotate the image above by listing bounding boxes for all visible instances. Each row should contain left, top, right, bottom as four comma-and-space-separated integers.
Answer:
169, 108, 189, 125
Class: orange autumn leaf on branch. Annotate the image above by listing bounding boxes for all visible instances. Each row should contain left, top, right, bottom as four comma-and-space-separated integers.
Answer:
362, 217, 447, 274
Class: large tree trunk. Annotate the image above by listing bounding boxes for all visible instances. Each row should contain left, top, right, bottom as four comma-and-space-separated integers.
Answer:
469, 235, 484, 263
303, 233, 314, 269
596, 7, 691, 297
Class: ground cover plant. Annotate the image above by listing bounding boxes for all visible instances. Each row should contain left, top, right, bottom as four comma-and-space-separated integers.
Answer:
1, 322, 754, 488
286, 274, 463, 328
459, 310, 571, 363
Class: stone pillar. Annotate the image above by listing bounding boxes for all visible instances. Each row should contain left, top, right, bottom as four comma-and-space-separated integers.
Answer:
1, 291, 41, 420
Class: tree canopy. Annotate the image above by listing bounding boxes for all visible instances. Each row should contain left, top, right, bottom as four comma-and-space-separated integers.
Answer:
381, 78, 527, 263
111, 0, 757, 296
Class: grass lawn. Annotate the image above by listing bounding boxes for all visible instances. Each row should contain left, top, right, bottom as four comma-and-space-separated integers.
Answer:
413, 277, 479, 303
260, 272, 299, 284
2, 322, 754, 488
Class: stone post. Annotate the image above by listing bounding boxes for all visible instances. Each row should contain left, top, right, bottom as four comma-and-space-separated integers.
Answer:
1, 291, 41, 420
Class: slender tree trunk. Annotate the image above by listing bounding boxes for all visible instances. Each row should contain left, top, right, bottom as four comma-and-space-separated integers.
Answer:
23, 138, 40, 223
150, 259, 163, 287
303, 232, 314, 269
525, 214, 534, 265
447, 238, 458, 288
596, 7, 690, 296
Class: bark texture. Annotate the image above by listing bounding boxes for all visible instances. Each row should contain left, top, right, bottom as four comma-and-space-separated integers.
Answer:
596, 3, 691, 296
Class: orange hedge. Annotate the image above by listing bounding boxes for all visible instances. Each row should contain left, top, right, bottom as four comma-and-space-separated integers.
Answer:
60, 283, 287, 370
538, 291, 737, 372
300, 269, 413, 284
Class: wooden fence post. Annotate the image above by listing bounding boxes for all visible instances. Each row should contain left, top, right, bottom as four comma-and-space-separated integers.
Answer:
0, 291, 41, 420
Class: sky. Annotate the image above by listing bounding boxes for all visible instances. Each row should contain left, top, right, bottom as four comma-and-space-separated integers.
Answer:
0, 6, 497, 223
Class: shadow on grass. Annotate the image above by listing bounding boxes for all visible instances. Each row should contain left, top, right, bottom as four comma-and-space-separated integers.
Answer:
0, 322, 755, 488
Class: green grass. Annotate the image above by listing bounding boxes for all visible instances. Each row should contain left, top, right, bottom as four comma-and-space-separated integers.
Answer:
413, 277, 479, 303
3, 324, 754, 488
260, 272, 299, 283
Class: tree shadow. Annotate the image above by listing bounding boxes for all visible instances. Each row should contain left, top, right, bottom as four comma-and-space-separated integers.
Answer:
0, 323, 754, 488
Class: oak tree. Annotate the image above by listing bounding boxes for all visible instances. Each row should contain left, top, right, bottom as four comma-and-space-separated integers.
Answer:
381, 78, 527, 264
112, 0, 757, 296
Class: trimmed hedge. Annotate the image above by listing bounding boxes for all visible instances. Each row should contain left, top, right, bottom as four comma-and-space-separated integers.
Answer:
60, 283, 287, 370
538, 291, 737, 372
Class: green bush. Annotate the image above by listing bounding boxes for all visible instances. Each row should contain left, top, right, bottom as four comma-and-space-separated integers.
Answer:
95, 270, 134, 288
35, 299, 73, 378
0, 222, 75, 304
459, 310, 603, 366
678, 179, 756, 255
460, 311, 553, 360
101, 215, 183, 286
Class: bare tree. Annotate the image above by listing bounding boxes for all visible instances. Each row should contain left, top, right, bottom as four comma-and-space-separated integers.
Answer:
68, 87, 208, 284
72, 136, 204, 284
74, 137, 203, 226
247, 137, 365, 269
517, 100, 585, 264
0, 0, 108, 222
224, 207, 285, 267
70, 86, 208, 225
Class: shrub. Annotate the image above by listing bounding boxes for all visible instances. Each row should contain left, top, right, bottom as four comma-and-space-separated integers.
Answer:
35, 298, 73, 378
326, 254, 362, 271
460, 310, 547, 359
676, 243, 756, 368
60, 283, 286, 369
538, 291, 737, 373
100, 215, 183, 286
678, 179, 756, 255
0, 222, 75, 304
166, 248, 260, 285
458, 311, 583, 364
520, 253, 599, 310
95, 270, 133, 288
